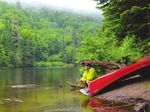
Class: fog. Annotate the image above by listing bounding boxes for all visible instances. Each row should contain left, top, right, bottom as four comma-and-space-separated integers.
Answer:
4, 0, 101, 15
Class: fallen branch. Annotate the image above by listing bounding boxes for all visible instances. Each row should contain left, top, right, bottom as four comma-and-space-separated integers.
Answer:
81, 60, 126, 73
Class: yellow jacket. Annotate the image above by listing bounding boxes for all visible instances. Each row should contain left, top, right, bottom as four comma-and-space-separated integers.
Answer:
81, 68, 98, 82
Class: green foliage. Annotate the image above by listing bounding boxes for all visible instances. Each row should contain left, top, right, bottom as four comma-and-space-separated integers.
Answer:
48, 54, 62, 62
77, 34, 143, 64
0, 1, 102, 67
0, 20, 5, 30
95, 0, 150, 40
78, 0, 150, 64
33, 61, 65, 67
131, 6, 143, 13
0, 45, 9, 66
1, 0, 148, 67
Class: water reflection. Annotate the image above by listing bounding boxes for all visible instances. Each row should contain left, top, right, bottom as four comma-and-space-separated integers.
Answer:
81, 97, 134, 112
0, 67, 81, 112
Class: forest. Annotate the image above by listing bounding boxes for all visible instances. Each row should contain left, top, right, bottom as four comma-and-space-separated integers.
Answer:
0, 0, 149, 67
77, 0, 150, 65
0, 1, 102, 67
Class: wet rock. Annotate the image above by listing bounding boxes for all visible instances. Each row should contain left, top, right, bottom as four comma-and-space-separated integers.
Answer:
101, 96, 150, 112
4, 98, 24, 103
11, 84, 35, 88
134, 102, 150, 112
13, 99, 24, 103
4, 98, 12, 102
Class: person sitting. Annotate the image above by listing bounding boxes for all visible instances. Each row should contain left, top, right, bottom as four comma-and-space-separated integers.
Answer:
79, 62, 98, 88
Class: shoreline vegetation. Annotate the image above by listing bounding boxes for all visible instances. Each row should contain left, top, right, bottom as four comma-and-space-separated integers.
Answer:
33, 61, 75, 67
0, 62, 76, 68
0, 1, 102, 68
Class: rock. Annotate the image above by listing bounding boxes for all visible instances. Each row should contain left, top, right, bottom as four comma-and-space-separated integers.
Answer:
4, 98, 24, 103
13, 99, 24, 103
4, 98, 12, 102
11, 84, 35, 88
134, 102, 150, 112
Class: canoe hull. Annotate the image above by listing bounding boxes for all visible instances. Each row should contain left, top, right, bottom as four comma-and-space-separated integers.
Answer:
89, 60, 150, 96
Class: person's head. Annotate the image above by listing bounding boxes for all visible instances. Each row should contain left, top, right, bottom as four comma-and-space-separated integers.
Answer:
81, 62, 85, 66
84, 63, 91, 70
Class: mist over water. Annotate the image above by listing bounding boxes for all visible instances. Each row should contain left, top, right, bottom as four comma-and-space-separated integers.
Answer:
4, 0, 102, 15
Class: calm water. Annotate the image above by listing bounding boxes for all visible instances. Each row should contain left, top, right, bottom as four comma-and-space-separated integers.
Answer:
0, 67, 134, 112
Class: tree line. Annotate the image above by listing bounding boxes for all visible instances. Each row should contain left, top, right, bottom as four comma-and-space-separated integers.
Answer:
0, 0, 149, 67
0, 1, 102, 67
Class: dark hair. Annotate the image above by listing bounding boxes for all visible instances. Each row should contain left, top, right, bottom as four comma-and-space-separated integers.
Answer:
85, 63, 91, 67
81, 62, 85, 66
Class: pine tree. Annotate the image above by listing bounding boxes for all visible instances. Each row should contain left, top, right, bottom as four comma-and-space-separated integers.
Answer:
95, 0, 150, 39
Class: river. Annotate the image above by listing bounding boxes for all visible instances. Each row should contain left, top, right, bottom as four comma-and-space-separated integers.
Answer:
0, 67, 134, 112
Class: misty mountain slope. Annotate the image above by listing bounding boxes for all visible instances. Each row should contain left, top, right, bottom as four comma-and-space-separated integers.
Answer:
4, 0, 101, 15
0, 1, 103, 67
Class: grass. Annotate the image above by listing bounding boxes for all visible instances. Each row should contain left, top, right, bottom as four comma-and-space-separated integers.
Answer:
33, 61, 74, 67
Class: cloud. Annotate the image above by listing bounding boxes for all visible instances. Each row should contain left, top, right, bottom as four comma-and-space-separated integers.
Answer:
4, 0, 101, 14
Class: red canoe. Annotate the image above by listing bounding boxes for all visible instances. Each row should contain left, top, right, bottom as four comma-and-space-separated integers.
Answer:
89, 59, 150, 96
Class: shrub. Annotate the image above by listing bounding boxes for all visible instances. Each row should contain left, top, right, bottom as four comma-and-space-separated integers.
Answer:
77, 34, 143, 65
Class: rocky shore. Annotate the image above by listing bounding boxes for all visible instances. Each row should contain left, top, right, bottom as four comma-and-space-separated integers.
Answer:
95, 75, 150, 112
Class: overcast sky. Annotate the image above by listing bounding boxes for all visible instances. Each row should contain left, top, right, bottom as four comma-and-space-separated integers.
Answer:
4, 0, 101, 14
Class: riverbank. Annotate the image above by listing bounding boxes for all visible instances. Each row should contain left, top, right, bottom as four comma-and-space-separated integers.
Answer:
94, 75, 150, 111
0, 63, 76, 69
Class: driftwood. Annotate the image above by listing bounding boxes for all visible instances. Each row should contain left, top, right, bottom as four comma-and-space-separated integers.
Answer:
81, 60, 126, 73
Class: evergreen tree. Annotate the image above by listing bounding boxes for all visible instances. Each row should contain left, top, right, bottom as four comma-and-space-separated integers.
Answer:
95, 0, 150, 39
